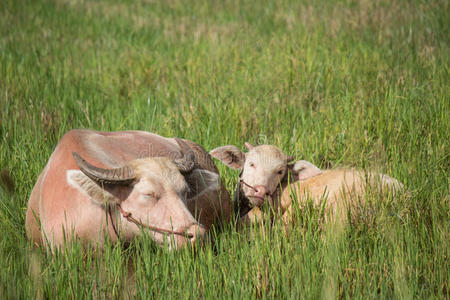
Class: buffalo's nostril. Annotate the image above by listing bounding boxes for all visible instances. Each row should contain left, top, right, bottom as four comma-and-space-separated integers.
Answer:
169, 224, 206, 250
250, 185, 268, 199
188, 224, 207, 244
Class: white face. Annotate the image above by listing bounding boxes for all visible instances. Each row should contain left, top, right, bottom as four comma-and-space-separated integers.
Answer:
125, 158, 194, 222
123, 157, 222, 248
68, 156, 218, 249
210, 144, 323, 209
241, 145, 289, 206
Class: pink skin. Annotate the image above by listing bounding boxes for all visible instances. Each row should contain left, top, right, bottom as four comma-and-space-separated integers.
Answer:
211, 143, 294, 208
110, 161, 209, 248
279, 168, 405, 224
210, 143, 324, 209
249, 185, 269, 204
210, 142, 404, 226
240, 144, 288, 206
26, 130, 229, 250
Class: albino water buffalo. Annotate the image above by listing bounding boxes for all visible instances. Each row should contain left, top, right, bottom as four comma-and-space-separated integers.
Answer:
26, 130, 231, 250
210, 143, 403, 224
277, 161, 403, 224
210, 142, 298, 215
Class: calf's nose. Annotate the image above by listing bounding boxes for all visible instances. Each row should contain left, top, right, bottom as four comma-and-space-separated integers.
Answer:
253, 185, 269, 198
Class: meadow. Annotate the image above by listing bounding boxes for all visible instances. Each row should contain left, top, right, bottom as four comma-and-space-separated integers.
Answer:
0, 0, 448, 298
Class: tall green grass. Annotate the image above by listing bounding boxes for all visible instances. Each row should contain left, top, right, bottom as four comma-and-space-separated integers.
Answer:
0, 0, 448, 298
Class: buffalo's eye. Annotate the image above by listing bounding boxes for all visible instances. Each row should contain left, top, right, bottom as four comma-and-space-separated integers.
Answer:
277, 170, 284, 175
249, 162, 255, 168
143, 192, 159, 200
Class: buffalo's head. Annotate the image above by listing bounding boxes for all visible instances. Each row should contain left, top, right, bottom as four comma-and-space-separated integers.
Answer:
210, 143, 321, 208
68, 139, 218, 249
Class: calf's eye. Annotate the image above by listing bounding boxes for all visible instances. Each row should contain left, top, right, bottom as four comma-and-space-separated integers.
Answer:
249, 162, 255, 168
277, 170, 284, 175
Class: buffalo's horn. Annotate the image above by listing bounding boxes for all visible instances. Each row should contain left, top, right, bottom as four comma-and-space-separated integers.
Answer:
72, 152, 135, 185
173, 138, 196, 174
244, 142, 254, 150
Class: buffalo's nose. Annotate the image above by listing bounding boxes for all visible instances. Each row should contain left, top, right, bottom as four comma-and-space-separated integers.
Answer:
170, 223, 206, 249
187, 223, 207, 244
253, 185, 269, 198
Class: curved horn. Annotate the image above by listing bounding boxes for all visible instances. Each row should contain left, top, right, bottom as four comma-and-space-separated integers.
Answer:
173, 138, 196, 174
244, 142, 254, 150
72, 152, 135, 185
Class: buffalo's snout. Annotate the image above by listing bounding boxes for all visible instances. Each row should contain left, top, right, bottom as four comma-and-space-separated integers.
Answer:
187, 223, 207, 244
247, 185, 270, 206
254, 185, 270, 198
171, 223, 206, 249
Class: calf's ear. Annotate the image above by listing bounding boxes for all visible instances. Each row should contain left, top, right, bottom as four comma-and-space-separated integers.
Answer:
209, 145, 245, 170
289, 160, 322, 181
66, 170, 122, 205
184, 169, 220, 199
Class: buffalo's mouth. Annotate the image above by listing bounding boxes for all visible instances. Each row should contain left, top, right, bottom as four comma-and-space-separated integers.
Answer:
247, 195, 265, 207
159, 223, 206, 250
247, 192, 276, 209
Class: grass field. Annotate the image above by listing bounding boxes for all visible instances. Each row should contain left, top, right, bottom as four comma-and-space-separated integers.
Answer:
0, 0, 448, 298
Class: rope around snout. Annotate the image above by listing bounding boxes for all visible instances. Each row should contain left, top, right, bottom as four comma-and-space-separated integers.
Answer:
108, 204, 194, 239
239, 179, 275, 197
239, 179, 257, 191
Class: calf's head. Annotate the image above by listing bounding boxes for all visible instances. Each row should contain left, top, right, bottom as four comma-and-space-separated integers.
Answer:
210, 143, 321, 207
67, 140, 218, 249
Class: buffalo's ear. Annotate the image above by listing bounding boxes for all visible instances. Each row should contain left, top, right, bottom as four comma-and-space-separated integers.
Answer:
289, 160, 322, 181
184, 169, 220, 199
209, 145, 245, 170
66, 170, 123, 205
